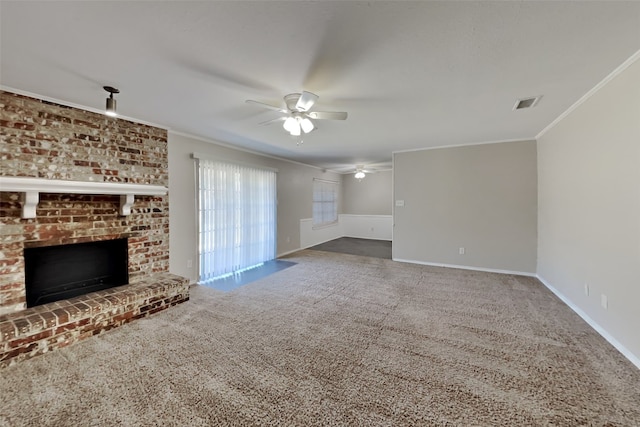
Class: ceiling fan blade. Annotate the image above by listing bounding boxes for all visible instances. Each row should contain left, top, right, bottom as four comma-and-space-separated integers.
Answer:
295, 91, 319, 112
245, 99, 287, 113
258, 116, 286, 126
307, 111, 348, 120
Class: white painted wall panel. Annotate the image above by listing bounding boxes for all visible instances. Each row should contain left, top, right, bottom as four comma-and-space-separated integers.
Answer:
340, 214, 392, 240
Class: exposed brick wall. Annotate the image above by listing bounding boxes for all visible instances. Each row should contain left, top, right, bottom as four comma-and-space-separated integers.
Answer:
0, 90, 170, 314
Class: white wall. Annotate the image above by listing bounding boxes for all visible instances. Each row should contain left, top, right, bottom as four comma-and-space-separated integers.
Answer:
393, 140, 538, 274
299, 219, 343, 250
340, 214, 392, 240
537, 56, 640, 366
168, 132, 342, 283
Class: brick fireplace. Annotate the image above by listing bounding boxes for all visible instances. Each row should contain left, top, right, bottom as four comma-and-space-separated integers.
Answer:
0, 91, 189, 367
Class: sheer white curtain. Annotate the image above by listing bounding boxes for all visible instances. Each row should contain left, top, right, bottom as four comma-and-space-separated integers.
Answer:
197, 159, 276, 283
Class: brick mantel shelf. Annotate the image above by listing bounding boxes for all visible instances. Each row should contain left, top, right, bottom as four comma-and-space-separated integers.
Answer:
0, 176, 168, 218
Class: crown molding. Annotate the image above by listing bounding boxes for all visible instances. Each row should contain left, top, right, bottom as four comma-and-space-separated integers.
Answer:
536, 49, 640, 140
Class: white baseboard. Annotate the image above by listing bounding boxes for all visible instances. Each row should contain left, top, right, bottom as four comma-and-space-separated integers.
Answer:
393, 258, 536, 277
536, 275, 640, 370
277, 248, 302, 258
342, 235, 391, 241
277, 235, 346, 258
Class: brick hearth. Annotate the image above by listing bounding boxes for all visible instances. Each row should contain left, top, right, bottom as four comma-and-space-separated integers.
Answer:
0, 90, 189, 367
0, 274, 189, 368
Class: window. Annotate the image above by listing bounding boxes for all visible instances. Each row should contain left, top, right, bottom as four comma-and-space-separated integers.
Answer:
312, 178, 338, 228
196, 158, 277, 283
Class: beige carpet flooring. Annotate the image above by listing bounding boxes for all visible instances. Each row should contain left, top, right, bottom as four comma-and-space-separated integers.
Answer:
1, 250, 639, 426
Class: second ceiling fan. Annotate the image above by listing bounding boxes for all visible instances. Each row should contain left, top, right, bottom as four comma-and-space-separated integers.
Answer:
246, 91, 348, 136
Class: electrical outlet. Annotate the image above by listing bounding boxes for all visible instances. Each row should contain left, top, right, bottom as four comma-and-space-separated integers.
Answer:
584, 283, 589, 296
459, 247, 465, 255
601, 294, 608, 310
286, 236, 291, 243
187, 259, 193, 268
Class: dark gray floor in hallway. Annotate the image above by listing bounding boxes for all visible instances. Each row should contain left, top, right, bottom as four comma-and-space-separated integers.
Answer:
308, 237, 392, 259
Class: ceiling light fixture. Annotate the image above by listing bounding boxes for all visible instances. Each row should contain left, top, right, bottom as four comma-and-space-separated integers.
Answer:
247, 91, 346, 141
300, 117, 314, 134
283, 116, 298, 134
104, 86, 120, 117
354, 169, 366, 180
283, 113, 314, 136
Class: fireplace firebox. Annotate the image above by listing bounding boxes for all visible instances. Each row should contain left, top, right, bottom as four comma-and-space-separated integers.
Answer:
24, 238, 129, 308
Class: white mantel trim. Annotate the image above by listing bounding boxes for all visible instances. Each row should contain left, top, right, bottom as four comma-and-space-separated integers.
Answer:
0, 176, 167, 218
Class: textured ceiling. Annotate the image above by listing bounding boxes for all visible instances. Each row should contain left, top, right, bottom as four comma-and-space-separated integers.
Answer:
1, 1, 639, 172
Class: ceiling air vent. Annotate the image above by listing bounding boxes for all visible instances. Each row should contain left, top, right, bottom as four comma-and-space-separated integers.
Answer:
513, 95, 542, 110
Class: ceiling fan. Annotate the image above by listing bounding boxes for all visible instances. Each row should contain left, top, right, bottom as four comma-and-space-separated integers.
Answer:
351, 165, 378, 180
246, 91, 348, 137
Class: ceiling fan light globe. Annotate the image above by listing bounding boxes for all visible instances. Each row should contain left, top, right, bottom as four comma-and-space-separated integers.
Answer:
354, 171, 366, 180
283, 116, 297, 133
285, 114, 302, 136
300, 117, 314, 134
295, 91, 319, 112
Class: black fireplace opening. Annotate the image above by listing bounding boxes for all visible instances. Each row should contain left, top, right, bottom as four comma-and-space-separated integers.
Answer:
24, 238, 129, 308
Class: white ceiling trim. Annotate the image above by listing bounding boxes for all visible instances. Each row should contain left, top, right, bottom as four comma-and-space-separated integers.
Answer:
536, 48, 640, 140
338, 168, 393, 175
392, 138, 536, 155
169, 130, 339, 174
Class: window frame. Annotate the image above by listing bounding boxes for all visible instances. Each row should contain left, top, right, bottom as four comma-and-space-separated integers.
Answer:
312, 178, 338, 229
